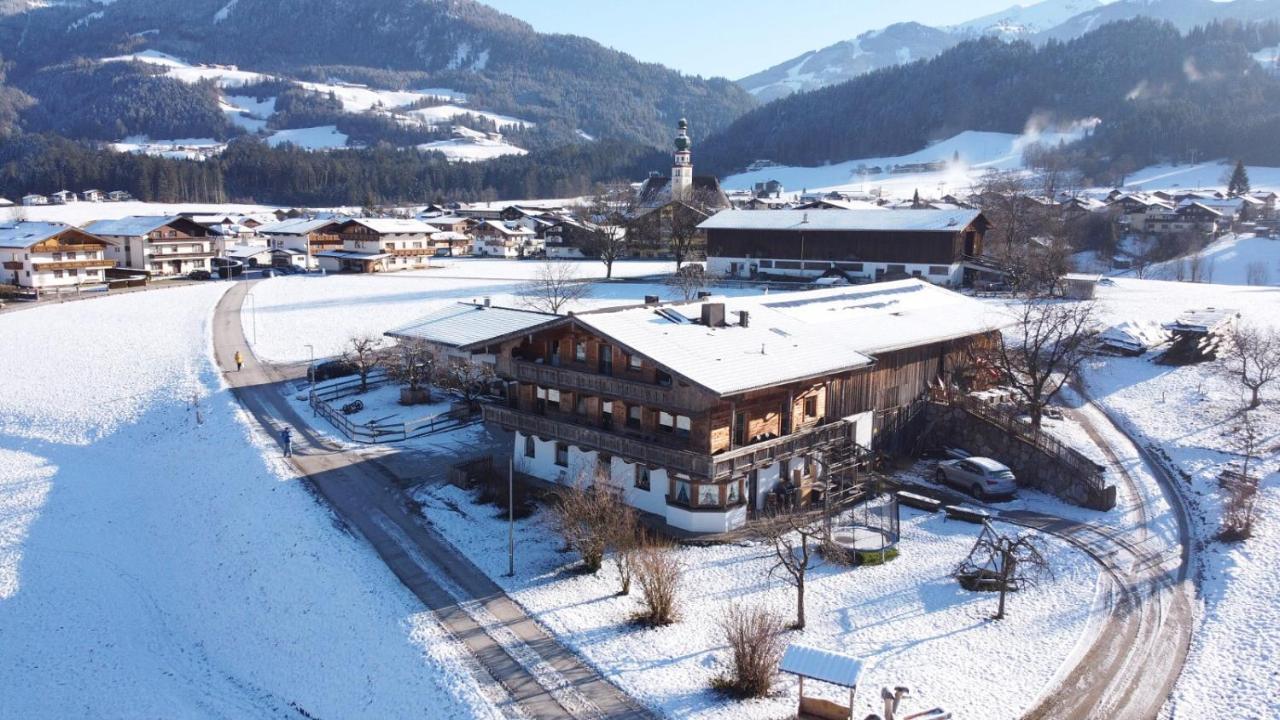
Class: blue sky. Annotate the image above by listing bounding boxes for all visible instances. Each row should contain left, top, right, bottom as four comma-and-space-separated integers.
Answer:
481, 0, 1041, 79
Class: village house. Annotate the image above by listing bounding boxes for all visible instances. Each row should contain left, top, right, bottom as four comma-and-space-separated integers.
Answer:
258, 217, 345, 269
80, 189, 104, 203
316, 217, 440, 273
21, 194, 48, 206
84, 216, 216, 278
1109, 193, 1174, 232
471, 220, 539, 258
106, 190, 132, 202
474, 280, 996, 533
49, 190, 77, 205
701, 208, 988, 286
386, 300, 558, 366
0, 221, 115, 291
430, 231, 473, 257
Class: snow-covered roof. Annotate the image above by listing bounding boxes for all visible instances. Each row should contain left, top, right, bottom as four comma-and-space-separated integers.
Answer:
570, 279, 997, 396
699, 208, 982, 233
386, 303, 558, 348
258, 217, 343, 235
342, 218, 439, 234
0, 221, 91, 248
477, 220, 535, 236
779, 644, 863, 688
83, 215, 182, 237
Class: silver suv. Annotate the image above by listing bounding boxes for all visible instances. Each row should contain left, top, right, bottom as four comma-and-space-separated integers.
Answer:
936, 457, 1017, 500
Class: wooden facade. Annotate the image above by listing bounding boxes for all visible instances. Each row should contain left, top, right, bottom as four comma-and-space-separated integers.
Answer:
705, 224, 985, 265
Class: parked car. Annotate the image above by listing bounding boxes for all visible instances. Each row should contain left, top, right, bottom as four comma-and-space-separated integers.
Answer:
310, 360, 357, 383
187, 270, 212, 281
935, 457, 1018, 500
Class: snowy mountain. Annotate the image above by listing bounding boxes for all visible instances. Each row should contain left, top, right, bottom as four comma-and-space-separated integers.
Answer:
738, 0, 1280, 100
0, 0, 754, 153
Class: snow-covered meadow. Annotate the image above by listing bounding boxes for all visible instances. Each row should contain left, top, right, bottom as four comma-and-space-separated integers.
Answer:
241, 258, 696, 363
418, 483, 1100, 720
1072, 278, 1280, 716
0, 285, 504, 718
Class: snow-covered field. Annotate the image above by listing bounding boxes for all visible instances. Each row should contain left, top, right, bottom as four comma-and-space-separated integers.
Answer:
418, 483, 1099, 720
9, 200, 282, 225
0, 285, 504, 718
265, 125, 350, 150
242, 258, 685, 363
1073, 278, 1280, 717
418, 136, 529, 161
1145, 233, 1280, 287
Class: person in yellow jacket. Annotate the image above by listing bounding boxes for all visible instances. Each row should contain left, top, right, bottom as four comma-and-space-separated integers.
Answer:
234, 350, 244, 371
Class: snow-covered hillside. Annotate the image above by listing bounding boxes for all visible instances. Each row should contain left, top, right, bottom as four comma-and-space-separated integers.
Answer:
0, 285, 504, 718
1147, 233, 1280, 287
722, 124, 1097, 199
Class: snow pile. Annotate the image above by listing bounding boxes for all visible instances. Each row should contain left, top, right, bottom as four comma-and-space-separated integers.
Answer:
418, 483, 1100, 720
0, 285, 503, 718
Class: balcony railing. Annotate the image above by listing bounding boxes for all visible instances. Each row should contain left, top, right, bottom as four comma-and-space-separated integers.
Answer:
484, 404, 856, 480
512, 360, 700, 412
147, 250, 216, 259
31, 259, 115, 271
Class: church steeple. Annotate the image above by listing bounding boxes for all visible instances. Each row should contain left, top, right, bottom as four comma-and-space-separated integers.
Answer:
671, 118, 693, 200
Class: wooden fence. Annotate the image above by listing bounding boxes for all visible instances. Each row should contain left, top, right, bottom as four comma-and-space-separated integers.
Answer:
310, 370, 478, 443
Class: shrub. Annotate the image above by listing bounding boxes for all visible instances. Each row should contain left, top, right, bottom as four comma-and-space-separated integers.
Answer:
632, 541, 681, 626
713, 604, 787, 698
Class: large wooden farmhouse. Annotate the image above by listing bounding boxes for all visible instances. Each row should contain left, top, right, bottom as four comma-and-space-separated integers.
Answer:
0, 222, 115, 290
317, 218, 439, 273
257, 217, 344, 269
700, 209, 989, 286
474, 280, 997, 533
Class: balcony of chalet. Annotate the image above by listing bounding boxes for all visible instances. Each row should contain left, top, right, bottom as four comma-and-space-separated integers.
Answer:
484, 403, 856, 482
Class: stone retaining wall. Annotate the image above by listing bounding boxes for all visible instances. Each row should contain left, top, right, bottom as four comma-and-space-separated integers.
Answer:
925, 403, 1117, 511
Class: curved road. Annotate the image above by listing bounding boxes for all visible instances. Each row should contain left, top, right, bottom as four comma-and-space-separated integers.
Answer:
910, 396, 1195, 720
213, 281, 650, 720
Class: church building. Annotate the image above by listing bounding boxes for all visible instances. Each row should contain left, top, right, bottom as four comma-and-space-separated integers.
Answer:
630, 119, 730, 261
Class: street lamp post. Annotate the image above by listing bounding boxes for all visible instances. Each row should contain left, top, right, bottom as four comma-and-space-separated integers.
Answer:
245, 292, 257, 345
305, 343, 315, 416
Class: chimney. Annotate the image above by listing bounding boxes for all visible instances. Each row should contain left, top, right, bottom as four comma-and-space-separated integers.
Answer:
737, 310, 750, 327
483, 296, 491, 307
644, 295, 660, 305
701, 302, 726, 328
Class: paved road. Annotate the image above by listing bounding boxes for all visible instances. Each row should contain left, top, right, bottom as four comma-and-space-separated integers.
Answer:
212, 281, 650, 720
908, 398, 1195, 720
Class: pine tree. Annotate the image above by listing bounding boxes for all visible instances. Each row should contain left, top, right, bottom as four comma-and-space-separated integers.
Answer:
1228, 160, 1251, 196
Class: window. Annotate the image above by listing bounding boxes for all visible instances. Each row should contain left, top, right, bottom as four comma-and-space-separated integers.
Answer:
524, 435, 536, 458
601, 400, 614, 427
655, 369, 672, 387
635, 466, 651, 491
887, 264, 907, 274
554, 442, 569, 467
727, 481, 741, 505
928, 265, 949, 276
52, 252, 62, 261
598, 453, 612, 475
835, 262, 864, 272
53, 270, 63, 278
659, 411, 674, 432
67, 251, 77, 260
627, 405, 642, 429
627, 354, 642, 371
804, 396, 818, 418
673, 478, 691, 504
675, 415, 691, 438
598, 344, 613, 375
546, 388, 561, 404
697, 484, 720, 507
575, 395, 589, 416
574, 341, 586, 362
774, 260, 802, 270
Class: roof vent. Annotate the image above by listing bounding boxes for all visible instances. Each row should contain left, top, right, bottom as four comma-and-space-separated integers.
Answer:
701, 302, 726, 328
737, 310, 750, 328
483, 296, 491, 307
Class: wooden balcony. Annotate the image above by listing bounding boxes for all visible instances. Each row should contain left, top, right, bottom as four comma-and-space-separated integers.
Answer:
2, 261, 22, 270
31, 259, 115, 271
512, 360, 703, 412
389, 247, 436, 257
147, 249, 216, 260
484, 404, 855, 480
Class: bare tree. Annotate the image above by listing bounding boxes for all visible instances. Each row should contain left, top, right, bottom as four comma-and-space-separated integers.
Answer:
664, 188, 722, 269
553, 469, 634, 574
519, 259, 592, 314
974, 170, 1044, 262
755, 511, 825, 629
1220, 321, 1280, 410
384, 338, 436, 404
342, 333, 385, 393
438, 358, 496, 409
956, 524, 1052, 620
632, 539, 681, 626
995, 299, 1096, 428
1220, 412, 1262, 541
575, 185, 633, 279
606, 498, 642, 595
665, 264, 718, 301
713, 603, 788, 698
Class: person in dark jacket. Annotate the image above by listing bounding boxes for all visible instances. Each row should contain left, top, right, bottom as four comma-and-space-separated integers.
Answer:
281, 427, 293, 457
